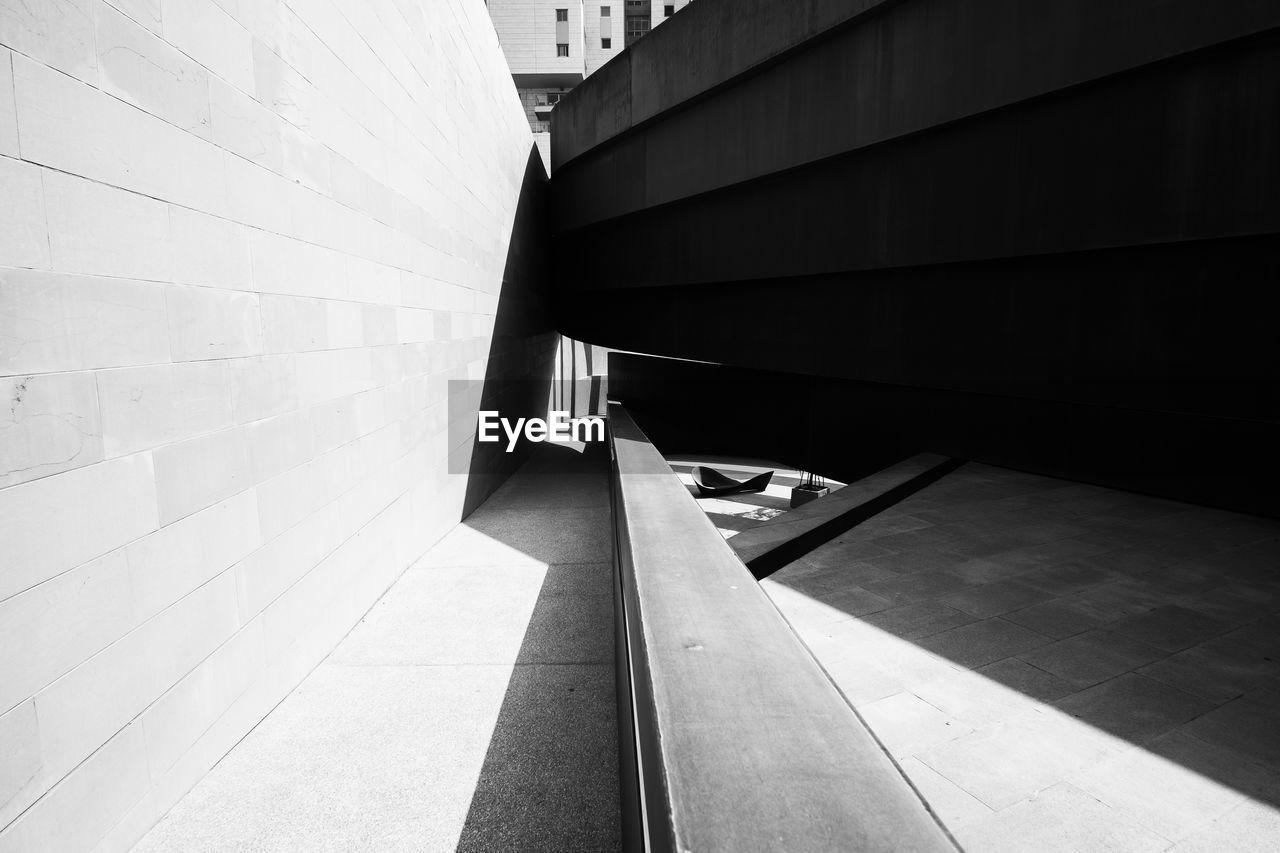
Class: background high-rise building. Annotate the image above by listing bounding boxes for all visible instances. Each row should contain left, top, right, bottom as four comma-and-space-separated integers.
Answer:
488, 0, 693, 166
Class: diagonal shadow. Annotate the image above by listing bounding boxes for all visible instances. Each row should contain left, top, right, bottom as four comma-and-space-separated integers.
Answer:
454, 441, 621, 852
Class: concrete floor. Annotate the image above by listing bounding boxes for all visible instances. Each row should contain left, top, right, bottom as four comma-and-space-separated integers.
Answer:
763, 462, 1280, 852
132, 443, 619, 853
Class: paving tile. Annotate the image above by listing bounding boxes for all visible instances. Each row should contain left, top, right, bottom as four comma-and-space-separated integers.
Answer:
870, 526, 967, 553
786, 557, 900, 587
1002, 597, 1107, 639
858, 692, 972, 760
1053, 673, 1215, 743
1017, 560, 1120, 595
1204, 617, 1280, 662
954, 782, 1170, 853
918, 618, 1052, 669
803, 536, 896, 565
948, 557, 1033, 584
1069, 580, 1169, 622
918, 709, 1125, 809
1110, 605, 1233, 652
898, 757, 993, 829
976, 536, 1113, 569
799, 635, 957, 709
1168, 795, 1280, 852
912, 667, 1041, 728
977, 658, 1078, 703
1092, 547, 1177, 577
1018, 630, 1166, 689
1071, 730, 1277, 842
863, 547, 966, 575
769, 568, 856, 599
821, 656, 908, 708
1183, 584, 1280, 623
940, 580, 1054, 619
1184, 684, 1280, 768
1139, 643, 1277, 704
762, 580, 869, 629
852, 514, 934, 538
863, 570, 974, 606
1142, 564, 1222, 595
819, 585, 896, 617
861, 601, 977, 640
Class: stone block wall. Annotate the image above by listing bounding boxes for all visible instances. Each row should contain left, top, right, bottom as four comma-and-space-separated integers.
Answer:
0, 0, 550, 849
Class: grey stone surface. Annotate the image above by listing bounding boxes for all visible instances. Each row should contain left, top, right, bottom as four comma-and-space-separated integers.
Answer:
1017, 630, 1165, 688
862, 601, 977, 640
1001, 597, 1106, 639
977, 658, 1077, 703
917, 709, 1125, 809
1184, 684, 1280, 768
1053, 673, 1215, 743
1072, 730, 1278, 841
940, 580, 1053, 619
953, 782, 1169, 853
1109, 605, 1233, 652
918, 619, 1052, 669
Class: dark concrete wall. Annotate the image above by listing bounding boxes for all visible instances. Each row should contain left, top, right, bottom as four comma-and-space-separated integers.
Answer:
610, 353, 1278, 519
552, 0, 1280, 516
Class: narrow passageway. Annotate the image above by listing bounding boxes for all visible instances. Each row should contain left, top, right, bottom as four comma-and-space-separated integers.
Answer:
131, 442, 619, 852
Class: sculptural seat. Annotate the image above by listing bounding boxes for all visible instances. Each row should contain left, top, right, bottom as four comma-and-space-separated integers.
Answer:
691, 466, 774, 497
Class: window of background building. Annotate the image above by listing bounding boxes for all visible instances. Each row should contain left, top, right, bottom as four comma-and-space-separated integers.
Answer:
602, 37, 611, 48
664, 4, 674, 15
556, 8, 568, 21
601, 6, 610, 16
557, 43, 569, 56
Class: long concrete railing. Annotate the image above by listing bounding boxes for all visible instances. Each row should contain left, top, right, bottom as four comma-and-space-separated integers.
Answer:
608, 404, 957, 852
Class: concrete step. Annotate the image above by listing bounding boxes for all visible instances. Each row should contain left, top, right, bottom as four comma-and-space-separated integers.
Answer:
731, 453, 963, 578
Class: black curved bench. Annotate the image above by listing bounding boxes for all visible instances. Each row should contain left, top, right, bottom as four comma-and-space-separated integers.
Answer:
691, 466, 773, 497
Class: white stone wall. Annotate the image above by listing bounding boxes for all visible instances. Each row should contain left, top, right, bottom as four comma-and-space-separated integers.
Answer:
490, 0, 585, 75
585, 1, 623, 75
0, 1, 543, 850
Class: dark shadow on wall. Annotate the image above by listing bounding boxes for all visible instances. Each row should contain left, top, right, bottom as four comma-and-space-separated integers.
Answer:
456, 144, 561, 519
606, 349, 1280, 519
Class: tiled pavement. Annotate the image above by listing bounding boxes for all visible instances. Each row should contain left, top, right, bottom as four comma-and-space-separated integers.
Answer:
131, 444, 619, 852
762, 463, 1280, 852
